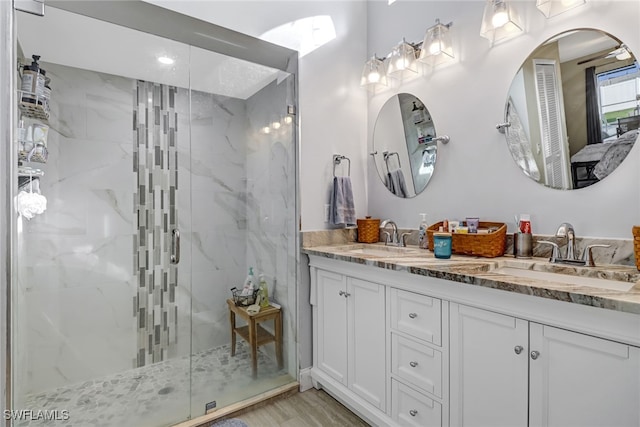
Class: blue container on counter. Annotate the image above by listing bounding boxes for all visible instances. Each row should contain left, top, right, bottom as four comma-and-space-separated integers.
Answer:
433, 232, 452, 259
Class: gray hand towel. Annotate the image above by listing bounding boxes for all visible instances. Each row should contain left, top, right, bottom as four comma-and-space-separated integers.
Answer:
329, 176, 356, 225
389, 169, 408, 198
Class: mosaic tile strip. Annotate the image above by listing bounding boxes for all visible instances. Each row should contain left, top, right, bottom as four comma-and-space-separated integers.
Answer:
133, 81, 178, 367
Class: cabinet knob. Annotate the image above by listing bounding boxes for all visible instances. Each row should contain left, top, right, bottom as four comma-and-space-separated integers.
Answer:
338, 290, 345, 296
408, 312, 418, 319
409, 409, 418, 417
530, 350, 540, 360
409, 361, 418, 368
344, 292, 351, 298
514, 345, 524, 355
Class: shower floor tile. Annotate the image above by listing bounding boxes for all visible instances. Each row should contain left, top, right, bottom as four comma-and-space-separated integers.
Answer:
14, 341, 292, 427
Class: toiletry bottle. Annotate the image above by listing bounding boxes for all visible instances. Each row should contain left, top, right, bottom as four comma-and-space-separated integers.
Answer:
20, 55, 46, 105
258, 274, 269, 308
418, 213, 428, 249
241, 267, 255, 296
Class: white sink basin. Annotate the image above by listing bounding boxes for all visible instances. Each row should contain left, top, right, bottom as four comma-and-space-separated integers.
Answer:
341, 245, 422, 257
492, 266, 636, 292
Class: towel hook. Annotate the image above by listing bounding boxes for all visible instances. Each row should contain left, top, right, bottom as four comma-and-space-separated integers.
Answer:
333, 154, 351, 177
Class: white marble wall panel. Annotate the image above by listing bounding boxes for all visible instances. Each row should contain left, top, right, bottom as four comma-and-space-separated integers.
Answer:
17, 63, 136, 394
245, 77, 297, 375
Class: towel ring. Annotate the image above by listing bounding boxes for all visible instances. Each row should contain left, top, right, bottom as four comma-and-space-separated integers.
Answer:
382, 151, 401, 174
333, 154, 351, 177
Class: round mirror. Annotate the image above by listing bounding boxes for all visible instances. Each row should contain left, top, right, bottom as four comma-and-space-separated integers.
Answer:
372, 93, 438, 198
504, 29, 639, 189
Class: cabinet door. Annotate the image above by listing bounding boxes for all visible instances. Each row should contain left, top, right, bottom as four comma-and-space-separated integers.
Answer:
450, 303, 528, 427
348, 277, 386, 411
316, 269, 348, 385
529, 323, 640, 427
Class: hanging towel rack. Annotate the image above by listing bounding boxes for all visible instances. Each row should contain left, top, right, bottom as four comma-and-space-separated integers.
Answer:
382, 151, 401, 173
333, 154, 351, 177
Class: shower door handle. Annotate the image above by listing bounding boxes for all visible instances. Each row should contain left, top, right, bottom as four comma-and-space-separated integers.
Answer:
170, 229, 180, 264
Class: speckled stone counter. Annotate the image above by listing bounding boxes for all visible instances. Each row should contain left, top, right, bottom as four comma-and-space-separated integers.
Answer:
303, 243, 640, 315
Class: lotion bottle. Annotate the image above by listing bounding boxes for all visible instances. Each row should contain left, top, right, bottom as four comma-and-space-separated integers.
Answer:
418, 213, 428, 249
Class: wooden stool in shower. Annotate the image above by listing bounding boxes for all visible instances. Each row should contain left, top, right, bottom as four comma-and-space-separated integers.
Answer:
226, 299, 283, 378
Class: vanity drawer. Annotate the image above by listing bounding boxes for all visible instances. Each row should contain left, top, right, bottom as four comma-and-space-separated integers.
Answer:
390, 289, 441, 345
392, 379, 442, 427
392, 333, 443, 398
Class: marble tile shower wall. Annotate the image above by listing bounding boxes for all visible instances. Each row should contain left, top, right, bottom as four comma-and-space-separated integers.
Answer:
176, 89, 248, 356
16, 63, 251, 396
17, 63, 136, 397
245, 78, 296, 374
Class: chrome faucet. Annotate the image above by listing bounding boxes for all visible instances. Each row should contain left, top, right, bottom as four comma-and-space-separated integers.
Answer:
539, 222, 610, 267
379, 219, 411, 247
556, 222, 576, 260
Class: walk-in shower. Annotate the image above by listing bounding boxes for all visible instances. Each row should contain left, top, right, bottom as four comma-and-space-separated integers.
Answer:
5, 2, 298, 426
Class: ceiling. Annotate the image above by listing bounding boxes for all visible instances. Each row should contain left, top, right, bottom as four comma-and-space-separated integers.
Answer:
17, 5, 283, 99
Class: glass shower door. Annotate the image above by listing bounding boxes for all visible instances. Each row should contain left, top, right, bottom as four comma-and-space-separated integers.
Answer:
186, 46, 298, 416
12, 3, 298, 426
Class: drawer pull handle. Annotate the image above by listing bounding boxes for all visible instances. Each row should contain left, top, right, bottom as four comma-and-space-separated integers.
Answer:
408, 312, 417, 319
530, 350, 540, 360
409, 409, 418, 417
514, 345, 523, 355
409, 361, 418, 368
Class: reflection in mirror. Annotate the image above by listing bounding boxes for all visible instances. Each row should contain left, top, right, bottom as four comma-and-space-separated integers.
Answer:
505, 29, 639, 190
372, 93, 437, 198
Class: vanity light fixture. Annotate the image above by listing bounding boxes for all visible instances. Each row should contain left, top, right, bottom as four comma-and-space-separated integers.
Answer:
536, 0, 586, 18
480, 0, 523, 45
386, 38, 419, 79
418, 19, 454, 67
360, 54, 388, 91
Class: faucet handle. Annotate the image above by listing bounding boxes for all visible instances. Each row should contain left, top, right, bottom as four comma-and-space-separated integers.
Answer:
400, 232, 411, 247
538, 240, 561, 263
580, 244, 610, 267
381, 231, 391, 246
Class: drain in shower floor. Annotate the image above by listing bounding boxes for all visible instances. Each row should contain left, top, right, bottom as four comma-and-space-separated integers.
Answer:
158, 386, 174, 395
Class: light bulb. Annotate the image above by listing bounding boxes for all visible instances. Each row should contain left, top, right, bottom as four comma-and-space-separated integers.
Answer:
157, 56, 174, 65
283, 116, 293, 125
616, 50, 631, 61
429, 41, 441, 55
261, 126, 271, 134
492, 10, 509, 28
395, 58, 407, 70
271, 121, 281, 130
368, 71, 380, 83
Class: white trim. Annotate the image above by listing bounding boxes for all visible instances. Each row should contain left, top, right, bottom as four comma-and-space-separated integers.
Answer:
298, 367, 314, 392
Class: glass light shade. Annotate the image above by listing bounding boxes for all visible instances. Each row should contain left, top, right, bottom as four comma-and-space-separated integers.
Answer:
360, 55, 388, 90
536, 0, 586, 18
418, 20, 454, 67
386, 39, 418, 78
480, 0, 523, 44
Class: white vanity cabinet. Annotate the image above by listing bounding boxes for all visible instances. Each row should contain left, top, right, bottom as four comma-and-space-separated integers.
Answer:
450, 303, 640, 427
390, 289, 448, 426
313, 268, 386, 412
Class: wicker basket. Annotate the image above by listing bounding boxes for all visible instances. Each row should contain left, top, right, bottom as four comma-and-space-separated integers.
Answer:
426, 221, 507, 258
633, 226, 640, 270
357, 217, 381, 243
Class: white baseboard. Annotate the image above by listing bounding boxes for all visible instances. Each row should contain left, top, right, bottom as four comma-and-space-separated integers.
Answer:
298, 367, 314, 392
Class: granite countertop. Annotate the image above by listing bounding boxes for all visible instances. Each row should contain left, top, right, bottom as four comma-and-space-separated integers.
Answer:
303, 243, 640, 315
